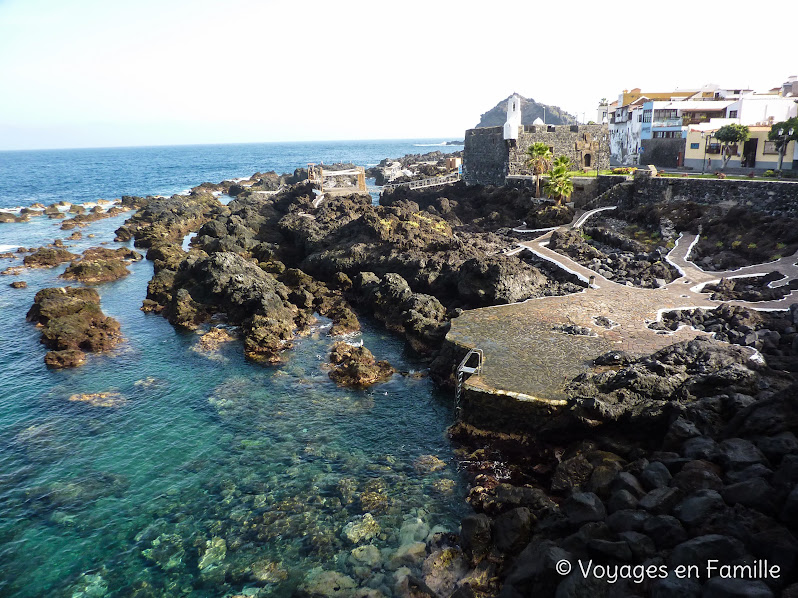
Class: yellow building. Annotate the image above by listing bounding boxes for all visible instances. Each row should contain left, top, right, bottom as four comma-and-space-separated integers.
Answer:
683, 126, 795, 172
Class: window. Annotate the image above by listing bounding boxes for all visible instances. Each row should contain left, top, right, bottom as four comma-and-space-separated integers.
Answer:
729, 110, 738, 118
643, 111, 652, 123
638, 114, 642, 122
690, 143, 700, 149
763, 141, 779, 155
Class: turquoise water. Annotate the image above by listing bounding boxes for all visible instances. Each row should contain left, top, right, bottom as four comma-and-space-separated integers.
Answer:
0, 141, 466, 597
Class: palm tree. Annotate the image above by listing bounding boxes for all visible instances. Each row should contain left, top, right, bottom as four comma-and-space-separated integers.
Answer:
552, 155, 572, 172
544, 172, 574, 206
526, 142, 552, 198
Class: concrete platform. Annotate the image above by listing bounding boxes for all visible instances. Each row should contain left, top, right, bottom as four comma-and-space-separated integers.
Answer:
447, 210, 798, 420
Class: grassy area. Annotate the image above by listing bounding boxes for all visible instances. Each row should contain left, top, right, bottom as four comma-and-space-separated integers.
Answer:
566, 170, 615, 178
656, 172, 786, 181
559, 169, 795, 181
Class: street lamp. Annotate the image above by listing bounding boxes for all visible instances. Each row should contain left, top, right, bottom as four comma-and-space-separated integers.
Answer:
777, 127, 795, 176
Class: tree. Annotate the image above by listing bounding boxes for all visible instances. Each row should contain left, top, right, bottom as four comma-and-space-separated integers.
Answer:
768, 117, 798, 173
714, 124, 750, 170
552, 155, 572, 171
545, 159, 574, 206
526, 142, 552, 198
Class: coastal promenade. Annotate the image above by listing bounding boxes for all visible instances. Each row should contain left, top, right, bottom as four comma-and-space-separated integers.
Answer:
448, 211, 798, 404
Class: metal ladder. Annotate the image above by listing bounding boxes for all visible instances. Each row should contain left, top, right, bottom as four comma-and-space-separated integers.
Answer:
454, 348, 483, 418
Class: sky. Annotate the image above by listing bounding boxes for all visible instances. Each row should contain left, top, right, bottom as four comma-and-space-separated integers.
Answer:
0, 0, 795, 151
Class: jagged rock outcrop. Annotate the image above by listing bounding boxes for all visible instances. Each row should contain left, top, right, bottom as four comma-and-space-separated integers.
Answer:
352, 272, 449, 355
60, 247, 143, 283
566, 337, 762, 432
164, 252, 297, 363
114, 191, 219, 248
26, 287, 121, 368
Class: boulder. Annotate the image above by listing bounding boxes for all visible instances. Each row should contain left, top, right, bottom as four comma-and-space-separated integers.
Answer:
460, 513, 492, 563
640, 461, 672, 490
638, 487, 682, 515
668, 534, 746, 567
328, 342, 394, 388
673, 490, 726, 528
701, 578, 774, 598
642, 515, 687, 549
421, 548, 468, 596
493, 507, 533, 554
563, 492, 606, 525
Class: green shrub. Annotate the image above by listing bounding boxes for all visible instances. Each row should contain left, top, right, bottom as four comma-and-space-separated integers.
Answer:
731, 240, 742, 249
747, 243, 757, 249
764, 170, 776, 177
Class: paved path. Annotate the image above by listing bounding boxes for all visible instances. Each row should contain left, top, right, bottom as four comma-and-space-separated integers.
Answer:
448, 209, 798, 402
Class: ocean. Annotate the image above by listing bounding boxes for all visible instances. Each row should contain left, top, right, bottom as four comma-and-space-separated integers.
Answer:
0, 140, 465, 597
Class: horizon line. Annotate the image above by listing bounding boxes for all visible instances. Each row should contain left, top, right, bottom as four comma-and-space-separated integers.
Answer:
0, 136, 467, 153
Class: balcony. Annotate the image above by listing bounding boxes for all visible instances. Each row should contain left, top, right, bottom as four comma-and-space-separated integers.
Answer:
652, 119, 682, 128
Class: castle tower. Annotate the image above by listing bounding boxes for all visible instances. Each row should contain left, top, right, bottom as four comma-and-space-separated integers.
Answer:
503, 94, 522, 140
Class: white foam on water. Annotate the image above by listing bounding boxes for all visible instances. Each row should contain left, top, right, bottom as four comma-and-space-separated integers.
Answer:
0, 244, 20, 252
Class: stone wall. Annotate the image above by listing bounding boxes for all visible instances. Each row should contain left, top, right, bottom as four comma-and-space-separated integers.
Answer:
464, 124, 611, 187
640, 138, 686, 168
617, 176, 798, 216
509, 124, 610, 175
463, 127, 507, 186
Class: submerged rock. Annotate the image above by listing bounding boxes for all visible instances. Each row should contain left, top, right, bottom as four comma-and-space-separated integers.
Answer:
193, 327, 237, 354
68, 392, 126, 408
297, 568, 357, 598
247, 559, 288, 584
414, 455, 446, 474
328, 341, 394, 387
342, 513, 381, 544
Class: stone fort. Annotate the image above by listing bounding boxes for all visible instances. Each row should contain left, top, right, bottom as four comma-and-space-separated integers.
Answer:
463, 97, 611, 186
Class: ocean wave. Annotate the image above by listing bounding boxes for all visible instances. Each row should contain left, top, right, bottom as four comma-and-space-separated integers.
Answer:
413, 143, 448, 147
0, 244, 20, 252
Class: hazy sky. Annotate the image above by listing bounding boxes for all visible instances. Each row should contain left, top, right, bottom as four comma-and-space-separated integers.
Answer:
1, 0, 795, 150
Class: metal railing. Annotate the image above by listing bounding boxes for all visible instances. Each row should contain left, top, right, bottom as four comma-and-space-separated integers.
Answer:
454, 348, 483, 418
381, 172, 461, 193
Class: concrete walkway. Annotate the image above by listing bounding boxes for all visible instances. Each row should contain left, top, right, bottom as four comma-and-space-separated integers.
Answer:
448, 209, 798, 403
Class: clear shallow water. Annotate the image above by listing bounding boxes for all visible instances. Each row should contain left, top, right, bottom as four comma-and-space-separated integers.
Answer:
0, 141, 465, 597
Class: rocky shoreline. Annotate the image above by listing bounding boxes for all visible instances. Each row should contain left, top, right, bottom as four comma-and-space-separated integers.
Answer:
107, 167, 798, 597
8, 157, 798, 597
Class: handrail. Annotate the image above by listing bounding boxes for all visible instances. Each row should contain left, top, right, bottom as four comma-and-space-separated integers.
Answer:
382, 172, 461, 193
454, 348, 483, 418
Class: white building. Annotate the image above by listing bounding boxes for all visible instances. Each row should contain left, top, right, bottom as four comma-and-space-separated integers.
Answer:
724, 94, 798, 127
